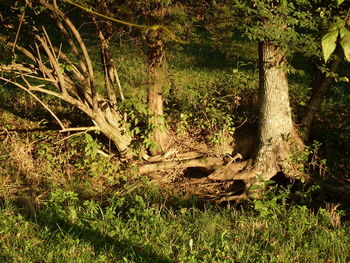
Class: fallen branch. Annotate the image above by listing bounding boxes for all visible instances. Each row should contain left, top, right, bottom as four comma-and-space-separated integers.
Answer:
138, 157, 223, 174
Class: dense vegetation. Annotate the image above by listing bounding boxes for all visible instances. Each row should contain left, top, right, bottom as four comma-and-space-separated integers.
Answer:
0, 0, 350, 262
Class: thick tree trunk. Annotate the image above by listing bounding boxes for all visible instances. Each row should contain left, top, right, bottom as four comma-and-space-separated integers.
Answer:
253, 41, 296, 179
146, 29, 170, 155
300, 48, 342, 141
208, 42, 305, 185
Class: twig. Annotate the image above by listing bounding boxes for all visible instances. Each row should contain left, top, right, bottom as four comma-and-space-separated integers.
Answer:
36, 35, 67, 95
235, 118, 248, 130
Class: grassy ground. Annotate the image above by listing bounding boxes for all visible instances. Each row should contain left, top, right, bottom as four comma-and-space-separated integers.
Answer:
0, 174, 349, 262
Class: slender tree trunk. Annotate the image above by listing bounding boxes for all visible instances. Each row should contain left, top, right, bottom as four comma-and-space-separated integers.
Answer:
254, 41, 297, 179
300, 48, 342, 141
146, 29, 170, 155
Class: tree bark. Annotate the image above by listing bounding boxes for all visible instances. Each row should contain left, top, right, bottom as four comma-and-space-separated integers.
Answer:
92, 105, 132, 158
206, 41, 305, 185
253, 41, 296, 178
300, 48, 342, 141
146, 29, 170, 155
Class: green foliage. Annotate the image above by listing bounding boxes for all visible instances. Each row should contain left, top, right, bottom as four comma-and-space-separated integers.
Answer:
320, 0, 350, 62
120, 99, 161, 152
340, 27, 350, 60
322, 29, 340, 62
1, 181, 350, 263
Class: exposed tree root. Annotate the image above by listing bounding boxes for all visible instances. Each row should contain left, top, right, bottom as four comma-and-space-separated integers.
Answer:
207, 161, 251, 181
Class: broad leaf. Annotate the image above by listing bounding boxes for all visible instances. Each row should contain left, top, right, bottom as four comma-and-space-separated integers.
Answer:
338, 0, 344, 5
340, 28, 350, 61
322, 30, 339, 62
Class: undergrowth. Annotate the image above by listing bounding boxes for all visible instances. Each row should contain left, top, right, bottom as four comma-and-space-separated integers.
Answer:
0, 130, 349, 263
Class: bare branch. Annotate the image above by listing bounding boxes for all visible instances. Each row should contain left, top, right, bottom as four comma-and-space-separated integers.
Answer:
12, 2, 27, 53
42, 26, 58, 61
36, 35, 67, 95
39, 0, 97, 110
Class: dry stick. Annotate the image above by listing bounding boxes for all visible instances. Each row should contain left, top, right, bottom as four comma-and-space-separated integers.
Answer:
35, 43, 45, 76
32, 43, 74, 101
52, 46, 85, 82
12, 2, 27, 53
29, 85, 92, 116
42, 26, 57, 61
57, 127, 100, 144
92, 15, 117, 104
101, 43, 114, 102
0, 63, 36, 74
10, 45, 91, 115
0, 77, 65, 130
21, 73, 57, 83
34, 43, 56, 83
114, 67, 125, 101
54, 19, 88, 76
59, 126, 99, 133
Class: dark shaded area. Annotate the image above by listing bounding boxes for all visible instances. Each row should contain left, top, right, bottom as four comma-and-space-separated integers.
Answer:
226, 180, 246, 196
183, 167, 213, 178
270, 172, 292, 187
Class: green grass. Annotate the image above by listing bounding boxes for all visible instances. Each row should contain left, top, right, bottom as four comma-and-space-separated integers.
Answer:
0, 185, 349, 263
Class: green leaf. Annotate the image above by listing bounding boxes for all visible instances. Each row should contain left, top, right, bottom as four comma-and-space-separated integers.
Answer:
250, 184, 262, 190
340, 28, 350, 61
338, 0, 344, 5
254, 200, 266, 210
263, 180, 276, 187
322, 30, 339, 62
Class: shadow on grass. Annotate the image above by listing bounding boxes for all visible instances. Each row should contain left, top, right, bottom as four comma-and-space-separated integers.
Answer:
0, 84, 92, 129
10, 198, 175, 263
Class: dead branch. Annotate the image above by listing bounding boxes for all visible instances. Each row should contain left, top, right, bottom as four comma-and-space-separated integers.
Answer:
39, 0, 97, 110
12, 1, 27, 53
36, 35, 67, 95
138, 157, 223, 174
1, 1, 134, 157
